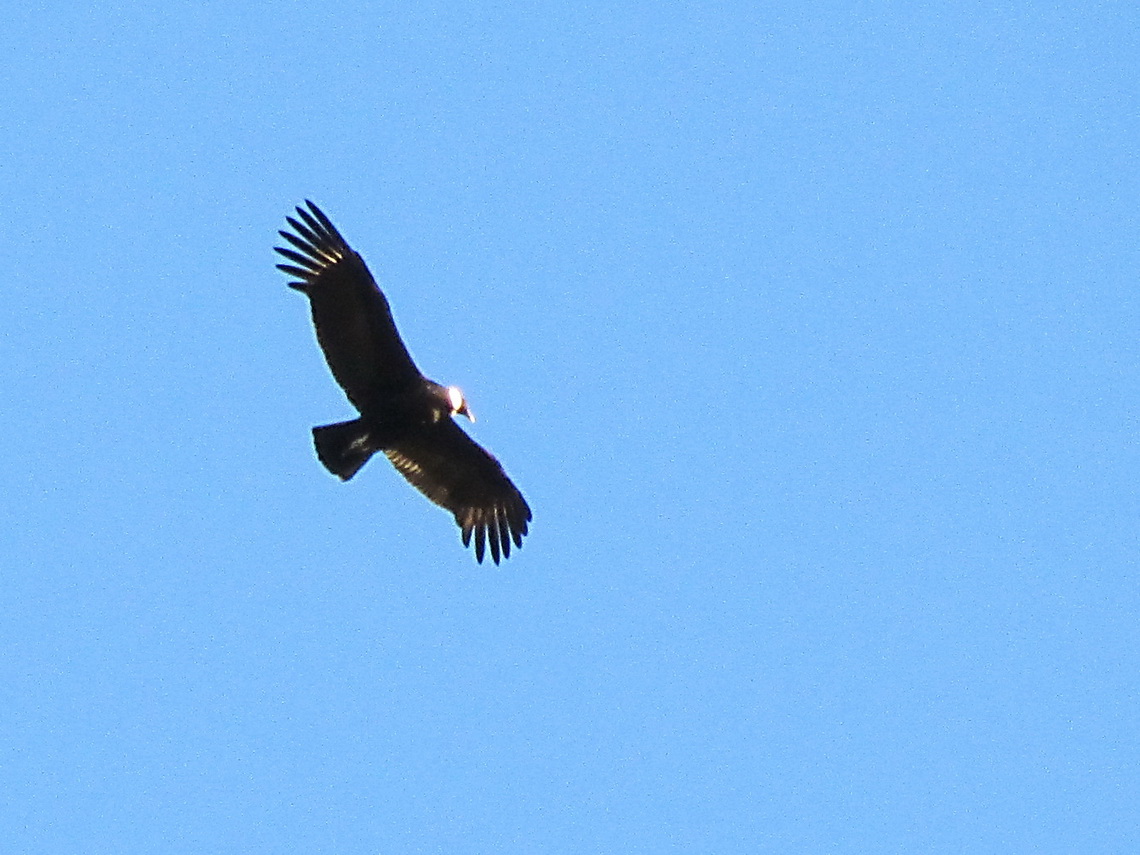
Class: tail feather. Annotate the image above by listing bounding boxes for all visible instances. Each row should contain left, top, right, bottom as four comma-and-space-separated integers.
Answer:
312, 419, 377, 481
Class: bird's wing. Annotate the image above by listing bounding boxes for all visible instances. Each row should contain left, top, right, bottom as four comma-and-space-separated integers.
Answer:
276, 201, 421, 411
384, 419, 532, 564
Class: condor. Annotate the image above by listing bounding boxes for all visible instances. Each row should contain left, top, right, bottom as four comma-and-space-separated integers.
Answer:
276, 201, 531, 564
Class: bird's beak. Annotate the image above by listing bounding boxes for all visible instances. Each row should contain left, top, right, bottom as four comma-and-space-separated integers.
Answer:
461, 404, 476, 423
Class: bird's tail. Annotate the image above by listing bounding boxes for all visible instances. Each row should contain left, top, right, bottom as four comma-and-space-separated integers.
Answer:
312, 419, 377, 481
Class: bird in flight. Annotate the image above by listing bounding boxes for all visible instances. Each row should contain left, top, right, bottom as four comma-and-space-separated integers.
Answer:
276, 201, 531, 564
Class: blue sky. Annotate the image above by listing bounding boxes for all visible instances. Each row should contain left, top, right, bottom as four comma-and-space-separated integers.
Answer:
2, 2, 1137, 852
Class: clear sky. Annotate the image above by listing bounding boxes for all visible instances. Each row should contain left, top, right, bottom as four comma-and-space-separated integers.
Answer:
2, 3, 1137, 853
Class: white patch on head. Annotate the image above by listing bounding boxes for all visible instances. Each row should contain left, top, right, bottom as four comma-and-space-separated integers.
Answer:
447, 385, 465, 412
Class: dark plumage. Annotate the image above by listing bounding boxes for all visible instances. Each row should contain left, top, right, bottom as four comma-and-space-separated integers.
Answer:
276, 201, 531, 564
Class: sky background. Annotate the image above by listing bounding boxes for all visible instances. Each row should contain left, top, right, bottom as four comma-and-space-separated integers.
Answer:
2, 2, 1137, 852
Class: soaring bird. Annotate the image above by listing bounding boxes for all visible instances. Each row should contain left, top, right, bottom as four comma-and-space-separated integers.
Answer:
276, 201, 531, 564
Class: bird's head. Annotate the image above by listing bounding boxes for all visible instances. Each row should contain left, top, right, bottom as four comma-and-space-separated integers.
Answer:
447, 385, 475, 422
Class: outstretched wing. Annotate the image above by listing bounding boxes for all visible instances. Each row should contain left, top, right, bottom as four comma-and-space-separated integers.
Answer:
384, 419, 532, 564
276, 201, 421, 411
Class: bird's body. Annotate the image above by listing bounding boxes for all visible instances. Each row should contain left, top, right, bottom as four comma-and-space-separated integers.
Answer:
276, 201, 531, 564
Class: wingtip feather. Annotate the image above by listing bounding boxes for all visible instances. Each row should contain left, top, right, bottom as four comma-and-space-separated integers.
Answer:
474, 523, 486, 564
